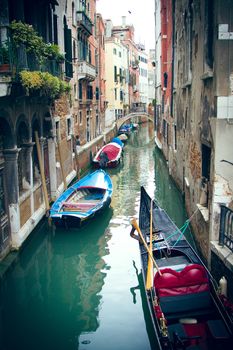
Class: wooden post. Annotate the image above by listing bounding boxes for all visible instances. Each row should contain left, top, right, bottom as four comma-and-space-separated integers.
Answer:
34, 131, 50, 211
57, 140, 67, 190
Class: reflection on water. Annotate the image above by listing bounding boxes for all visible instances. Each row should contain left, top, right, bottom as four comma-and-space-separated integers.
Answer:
0, 122, 190, 350
0, 208, 113, 350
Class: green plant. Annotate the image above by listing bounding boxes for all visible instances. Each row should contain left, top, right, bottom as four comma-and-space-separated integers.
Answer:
19, 70, 70, 99
10, 21, 65, 64
10, 21, 45, 63
19, 71, 43, 94
45, 44, 65, 62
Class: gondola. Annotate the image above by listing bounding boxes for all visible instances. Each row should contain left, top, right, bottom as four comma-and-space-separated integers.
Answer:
130, 186, 233, 350
50, 169, 113, 227
92, 142, 122, 168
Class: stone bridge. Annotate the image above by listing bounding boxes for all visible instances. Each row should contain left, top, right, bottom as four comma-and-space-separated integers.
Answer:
116, 112, 154, 129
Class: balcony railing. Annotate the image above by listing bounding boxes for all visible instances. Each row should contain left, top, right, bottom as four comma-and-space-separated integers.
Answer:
77, 61, 96, 81
219, 205, 233, 252
77, 11, 93, 36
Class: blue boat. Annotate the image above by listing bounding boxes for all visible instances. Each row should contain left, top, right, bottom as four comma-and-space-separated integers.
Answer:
50, 169, 113, 227
118, 124, 133, 135
111, 137, 124, 148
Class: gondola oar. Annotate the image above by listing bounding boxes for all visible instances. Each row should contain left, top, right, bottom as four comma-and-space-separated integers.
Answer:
131, 218, 162, 276
146, 199, 154, 289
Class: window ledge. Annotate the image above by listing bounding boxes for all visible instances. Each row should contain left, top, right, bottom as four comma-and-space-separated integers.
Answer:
197, 203, 209, 222
210, 241, 233, 271
201, 70, 213, 80
182, 80, 192, 89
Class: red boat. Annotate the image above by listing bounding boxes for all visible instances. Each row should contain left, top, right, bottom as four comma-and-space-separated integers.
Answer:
92, 142, 122, 168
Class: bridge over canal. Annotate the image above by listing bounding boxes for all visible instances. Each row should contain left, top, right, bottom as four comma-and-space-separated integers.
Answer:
116, 112, 154, 130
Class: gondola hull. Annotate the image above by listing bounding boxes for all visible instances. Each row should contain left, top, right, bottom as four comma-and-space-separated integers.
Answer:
133, 186, 233, 350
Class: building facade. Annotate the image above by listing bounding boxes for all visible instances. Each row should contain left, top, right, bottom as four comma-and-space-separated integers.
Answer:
154, 0, 233, 299
0, 0, 108, 260
104, 28, 129, 127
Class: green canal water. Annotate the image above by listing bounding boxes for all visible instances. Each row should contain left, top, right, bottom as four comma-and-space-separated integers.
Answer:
0, 123, 193, 350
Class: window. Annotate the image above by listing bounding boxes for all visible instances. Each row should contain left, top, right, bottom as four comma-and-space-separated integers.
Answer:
64, 17, 73, 78
72, 2, 75, 25
96, 87, 99, 100
55, 119, 60, 143
79, 111, 82, 125
73, 40, 76, 61
114, 66, 117, 82
120, 90, 124, 101
66, 117, 72, 139
114, 88, 117, 100
119, 51, 121, 57
173, 124, 177, 150
162, 119, 167, 139
79, 81, 82, 100
204, 0, 213, 70
113, 48, 117, 55
86, 112, 90, 142
201, 144, 211, 180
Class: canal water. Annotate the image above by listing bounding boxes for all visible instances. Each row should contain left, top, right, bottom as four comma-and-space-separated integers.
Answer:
0, 123, 193, 350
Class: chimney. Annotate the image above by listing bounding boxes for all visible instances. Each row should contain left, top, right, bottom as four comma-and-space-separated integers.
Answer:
122, 16, 126, 27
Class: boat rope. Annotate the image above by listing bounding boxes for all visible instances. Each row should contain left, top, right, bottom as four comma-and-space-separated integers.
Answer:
164, 208, 199, 248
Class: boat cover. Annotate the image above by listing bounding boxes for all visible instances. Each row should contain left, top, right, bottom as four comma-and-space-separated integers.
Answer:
111, 137, 124, 148
96, 143, 121, 161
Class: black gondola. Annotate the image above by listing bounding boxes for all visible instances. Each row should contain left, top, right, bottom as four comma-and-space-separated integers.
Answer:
130, 186, 233, 350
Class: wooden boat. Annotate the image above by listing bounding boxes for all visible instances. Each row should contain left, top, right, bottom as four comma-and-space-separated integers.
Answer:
50, 169, 113, 227
130, 186, 233, 350
92, 142, 122, 168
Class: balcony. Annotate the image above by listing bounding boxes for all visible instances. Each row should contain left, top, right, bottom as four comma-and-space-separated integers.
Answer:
77, 11, 93, 36
219, 205, 233, 252
77, 61, 96, 81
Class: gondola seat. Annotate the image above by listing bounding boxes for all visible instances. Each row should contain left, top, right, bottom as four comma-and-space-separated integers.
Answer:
154, 264, 212, 317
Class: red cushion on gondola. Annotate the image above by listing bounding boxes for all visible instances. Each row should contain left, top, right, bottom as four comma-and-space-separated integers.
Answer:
154, 264, 209, 297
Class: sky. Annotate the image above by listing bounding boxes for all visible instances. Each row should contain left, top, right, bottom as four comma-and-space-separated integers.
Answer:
96, 0, 155, 51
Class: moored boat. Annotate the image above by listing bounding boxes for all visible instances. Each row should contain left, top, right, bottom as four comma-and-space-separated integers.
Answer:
50, 169, 113, 227
92, 142, 122, 168
111, 137, 124, 148
118, 123, 132, 135
130, 186, 233, 350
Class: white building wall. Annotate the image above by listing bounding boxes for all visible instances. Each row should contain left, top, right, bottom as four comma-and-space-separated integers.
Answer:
138, 51, 149, 105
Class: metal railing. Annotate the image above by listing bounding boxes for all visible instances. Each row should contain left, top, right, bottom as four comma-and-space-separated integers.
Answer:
219, 205, 233, 252
77, 11, 93, 35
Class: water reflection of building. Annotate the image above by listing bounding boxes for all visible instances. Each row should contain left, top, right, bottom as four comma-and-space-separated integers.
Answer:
0, 208, 113, 350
